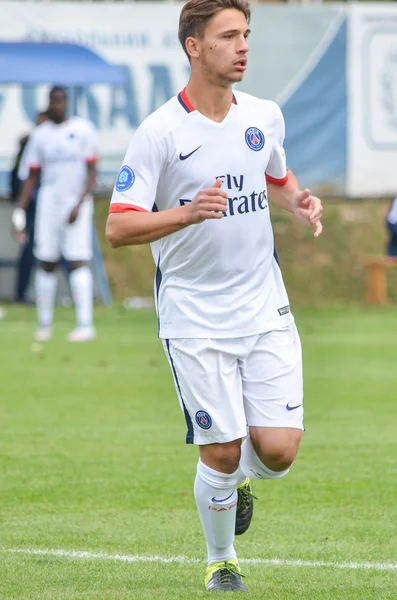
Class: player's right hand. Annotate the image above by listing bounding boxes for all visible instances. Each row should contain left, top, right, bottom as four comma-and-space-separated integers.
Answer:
11, 208, 27, 243
68, 205, 80, 224
185, 178, 228, 224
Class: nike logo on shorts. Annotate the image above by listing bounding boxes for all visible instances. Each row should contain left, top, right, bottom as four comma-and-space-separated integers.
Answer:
286, 403, 302, 411
211, 490, 235, 503
179, 146, 202, 160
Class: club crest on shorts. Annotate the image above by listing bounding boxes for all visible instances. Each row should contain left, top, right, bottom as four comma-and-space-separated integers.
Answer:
245, 127, 265, 151
195, 410, 212, 430
116, 165, 135, 192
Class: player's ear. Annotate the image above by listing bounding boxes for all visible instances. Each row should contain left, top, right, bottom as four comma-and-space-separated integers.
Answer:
185, 36, 200, 60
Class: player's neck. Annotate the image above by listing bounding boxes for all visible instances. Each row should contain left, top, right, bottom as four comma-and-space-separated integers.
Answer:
50, 116, 68, 125
184, 80, 234, 123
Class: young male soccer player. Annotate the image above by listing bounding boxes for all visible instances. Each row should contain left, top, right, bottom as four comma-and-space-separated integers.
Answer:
13, 87, 98, 342
106, 0, 323, 591
10, 110, 48, 304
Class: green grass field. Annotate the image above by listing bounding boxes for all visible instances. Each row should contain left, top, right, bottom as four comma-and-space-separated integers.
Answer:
1, 306, 396, 599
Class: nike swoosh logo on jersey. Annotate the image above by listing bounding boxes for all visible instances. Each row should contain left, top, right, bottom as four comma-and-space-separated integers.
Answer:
179, 145, 202, 160
211, 490, 235, 503
286, 403, 302, 411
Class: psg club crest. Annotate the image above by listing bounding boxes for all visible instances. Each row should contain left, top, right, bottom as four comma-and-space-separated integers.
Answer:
116, 165, 135, 192
195, 410, 212, 430
245, 127, 265, 151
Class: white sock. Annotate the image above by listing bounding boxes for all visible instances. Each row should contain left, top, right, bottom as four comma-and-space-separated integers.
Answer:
69, 266, 93, 328
35, 269, 57, 329
239, 435, 290, 480
194, 460, 238, 565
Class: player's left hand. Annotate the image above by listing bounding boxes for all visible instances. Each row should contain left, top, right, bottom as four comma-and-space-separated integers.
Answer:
293, 189, 323, 238
12, 227, 27, 245
68, 205, 80, 224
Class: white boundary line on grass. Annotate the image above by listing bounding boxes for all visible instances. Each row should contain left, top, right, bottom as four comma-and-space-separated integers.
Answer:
5, 548, 397, 572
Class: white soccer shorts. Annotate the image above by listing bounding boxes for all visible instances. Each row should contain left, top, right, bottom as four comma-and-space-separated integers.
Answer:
34, 196, 93, 263
163, 323, 303, 445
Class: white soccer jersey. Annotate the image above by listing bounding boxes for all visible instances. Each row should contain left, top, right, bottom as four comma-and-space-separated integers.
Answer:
110, 89, 294, 339
21, 117, 98, 209
18, 144, 31, 182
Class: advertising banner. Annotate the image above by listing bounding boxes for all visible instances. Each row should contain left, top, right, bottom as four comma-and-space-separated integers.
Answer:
0, 2, 396, 198
347, 5, 397, 197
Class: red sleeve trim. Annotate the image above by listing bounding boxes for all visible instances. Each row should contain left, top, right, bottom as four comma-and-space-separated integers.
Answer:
86, 156, 98, 164
30, 165, 41, 172
266, 173, 288, 186
109, 203, 149, 214
179, 87, 237, 112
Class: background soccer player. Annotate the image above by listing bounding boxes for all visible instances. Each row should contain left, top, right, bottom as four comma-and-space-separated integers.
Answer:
13, 87, 98, 342
10, 110, 48, 304
106, 0, 323, 591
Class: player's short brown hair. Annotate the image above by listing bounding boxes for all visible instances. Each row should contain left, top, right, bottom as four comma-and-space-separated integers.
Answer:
178, 0, 251, 58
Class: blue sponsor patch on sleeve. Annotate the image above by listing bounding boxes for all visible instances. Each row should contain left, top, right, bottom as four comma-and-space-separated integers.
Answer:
116, 165, 135, 192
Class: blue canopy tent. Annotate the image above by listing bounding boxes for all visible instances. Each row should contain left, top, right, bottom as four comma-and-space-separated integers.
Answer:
0, 42, 124, 85
0, 41, 121, 304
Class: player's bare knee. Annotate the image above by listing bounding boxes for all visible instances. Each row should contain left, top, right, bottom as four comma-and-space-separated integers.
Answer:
268, 449, 296, 471
69, 260, 86, 271
200, 440, 242, 474
40, 261, 57, 273
255, 438, 301, 471
209, 442, 241, 473
251, 428, 302, 470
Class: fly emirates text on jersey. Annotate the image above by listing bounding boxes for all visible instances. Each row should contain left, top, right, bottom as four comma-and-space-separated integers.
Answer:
179, 174, 268, 218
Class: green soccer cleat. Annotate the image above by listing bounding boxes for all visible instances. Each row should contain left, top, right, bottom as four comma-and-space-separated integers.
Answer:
205, 559, 247, 592
235, 478, 256, 536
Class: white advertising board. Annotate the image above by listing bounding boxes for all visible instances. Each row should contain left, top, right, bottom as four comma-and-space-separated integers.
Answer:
347, 5, 397, 196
